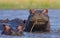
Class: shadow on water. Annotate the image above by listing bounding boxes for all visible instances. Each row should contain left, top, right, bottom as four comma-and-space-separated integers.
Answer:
0, 9, 60, 38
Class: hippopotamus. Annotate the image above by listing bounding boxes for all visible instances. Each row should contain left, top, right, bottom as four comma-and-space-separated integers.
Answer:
1, 24, 12, 35
24, 9, 50, 32
1, 18, 24, 36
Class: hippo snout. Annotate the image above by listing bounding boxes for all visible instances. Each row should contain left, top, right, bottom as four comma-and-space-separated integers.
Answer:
30, 18, 47, 25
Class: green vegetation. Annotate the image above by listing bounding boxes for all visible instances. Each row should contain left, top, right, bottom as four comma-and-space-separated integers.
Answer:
48, 2, 60, 9
0, 3, 48, 9
0, 0, 60, 9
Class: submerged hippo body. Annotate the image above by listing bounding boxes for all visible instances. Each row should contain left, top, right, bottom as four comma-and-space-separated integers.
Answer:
1, 18, 24, 35
24, 9, 50, 32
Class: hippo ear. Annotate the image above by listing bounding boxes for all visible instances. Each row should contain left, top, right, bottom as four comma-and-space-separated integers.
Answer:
29, 9, 35, 14
4, 18, 9, 23
23, 20, 26, 24
42, 9, 48, 15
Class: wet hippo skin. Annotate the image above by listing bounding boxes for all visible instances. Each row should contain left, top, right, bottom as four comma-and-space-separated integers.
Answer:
24, 9, 50, 32
0, 18, 9, 23
1, 18, 24, 36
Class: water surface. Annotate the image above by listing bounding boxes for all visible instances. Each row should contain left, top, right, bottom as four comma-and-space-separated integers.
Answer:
0, 9, 60, 38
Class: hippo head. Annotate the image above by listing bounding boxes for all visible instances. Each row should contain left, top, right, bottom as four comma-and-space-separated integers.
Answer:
24, 9, 50, 32
29, 9, 49, 24
2, 23, 11, 32
2, 18, 25, 35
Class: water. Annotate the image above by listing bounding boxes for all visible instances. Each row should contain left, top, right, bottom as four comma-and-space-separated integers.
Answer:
0, 9, 60, 38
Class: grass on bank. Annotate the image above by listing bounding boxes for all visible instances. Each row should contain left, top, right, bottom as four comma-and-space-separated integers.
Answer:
0, 0, 60, 9
0, 2, 48, 9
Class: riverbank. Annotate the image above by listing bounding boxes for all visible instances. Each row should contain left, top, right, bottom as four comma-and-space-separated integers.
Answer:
0, 0, 60, 9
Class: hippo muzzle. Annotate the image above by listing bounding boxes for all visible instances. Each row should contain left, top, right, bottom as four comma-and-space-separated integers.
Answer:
30, 15, 48, 25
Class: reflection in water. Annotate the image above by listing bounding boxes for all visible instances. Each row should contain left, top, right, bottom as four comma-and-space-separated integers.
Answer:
0, 9, 60, 38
